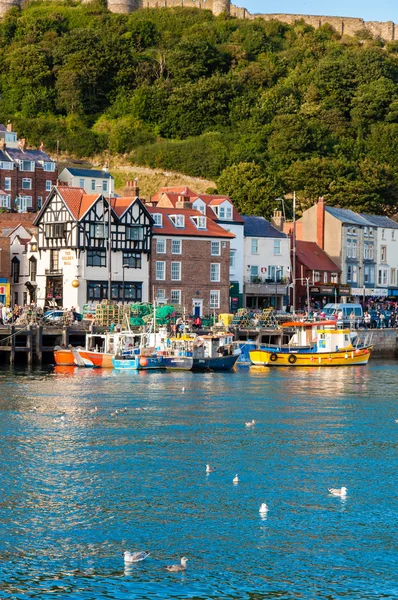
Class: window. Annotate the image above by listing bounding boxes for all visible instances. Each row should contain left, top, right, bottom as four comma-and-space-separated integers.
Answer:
391, 268, 396, 286
225, 206, 232, 219
313, 271, 320, 282
364, 227, 368, 237
88, 281, 142, 303
156, 239, 166, 254
230, 250, 236, 269
211, 241, 221, 256
273, 240, 281, 255
331, 273, 338, 283
251, 239, 259, 254
11, 257, 20, 283
79, 178, 84, 188
90, 223, 107, 239
172, 239, 182, 254
87, 250, 106, 267
157, 289, 165, 300
20, 161, 34, 172
346, 240, 351, 258
153, 213, 162, 227
43, 162, 55, 172
323, 272, 328, 283
171, 290, 181, 305
45, 223, 65, 238
126, 226, 144, 241
392, 230, 396, 241
352, 240, 357, 258
50, 250, 59, 271
219, 206, 225, 219
250, 265, 259, 282
191, 216, 206, 229
4, 177, 11, 191
156, 261, 165, 280
171, 261, 181, 281
381, 246, 387, 262
382, 229, 385, 240
102, 180, 108, 192
369, 227, 373, 237
368, 243, 374, 260
352, 265, 358, 283
29, 257, 37, 282
347, 226, 357, 235
37, 196, 42, 209
22, 178, 32, 190
91, 179, 96, 192
210, 290, 220, 309
20, 196, 32, 211
169, 214, 184, 228
0, 160, 13, 170
45, 180, 52, 192
122, 252, 141, 268
194, 203, 206, 215
378, 269, 388, 285
0, 194, 10, 209
364, 265, 374, 284
210, 263, 220, 282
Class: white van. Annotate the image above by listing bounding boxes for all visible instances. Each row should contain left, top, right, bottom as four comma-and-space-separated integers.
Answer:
323, 303, 363, 326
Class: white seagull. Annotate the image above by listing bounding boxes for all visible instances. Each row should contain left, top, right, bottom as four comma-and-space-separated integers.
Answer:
181, 387, 186, 392
259, 503, 268, 513
233, 474, 239, 484
206, 464, 216, 473
124, 550, 150, 563
165, 557, 188, 572
328, 486, 347, 497
245, 419, 256, 427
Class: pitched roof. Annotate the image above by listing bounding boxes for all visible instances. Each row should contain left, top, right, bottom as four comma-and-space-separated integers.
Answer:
325, 206, 373, 226
0, 124, 7, 132
296, 241, 341, 272
62, 167, 113, 180
147, 206, 235, 238
242, 215, 287, 239
359, 214, 398, 229
152, 186, 197, 202
0, 150, 10, 162
6, 147, 53, 163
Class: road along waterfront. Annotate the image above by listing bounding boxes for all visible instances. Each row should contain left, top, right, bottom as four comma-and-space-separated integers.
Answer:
0, 363, 397, 599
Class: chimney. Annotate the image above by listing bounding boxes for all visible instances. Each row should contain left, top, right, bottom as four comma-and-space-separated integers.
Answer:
18, 138, 26, 151
123, 179, 139, 197
132, 178, 139, 197
317, 197, 325, 249
39, 141, 44, 151
7, 120, 12, 133
271, 209, 284, 231
0, 139, 6, 150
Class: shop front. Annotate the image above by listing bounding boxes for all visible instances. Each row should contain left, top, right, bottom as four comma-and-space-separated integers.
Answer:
244, 281, 289, 310
0, 280, 10, 306
45, 274, 63, 307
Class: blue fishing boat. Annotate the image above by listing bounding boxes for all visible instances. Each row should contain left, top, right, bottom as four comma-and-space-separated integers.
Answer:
112, 354, 165, 370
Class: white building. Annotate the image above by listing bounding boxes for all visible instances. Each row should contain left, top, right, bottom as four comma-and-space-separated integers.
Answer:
359, 214, 398, 297
58, 167, 114, 196
242, 215, 290, 310
8, 186, 154, 311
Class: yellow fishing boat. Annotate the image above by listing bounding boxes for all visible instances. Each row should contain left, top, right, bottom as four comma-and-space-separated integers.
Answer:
249, 320, 373, 367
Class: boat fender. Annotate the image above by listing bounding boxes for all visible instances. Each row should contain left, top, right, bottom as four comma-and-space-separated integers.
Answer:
270, 353, 278, 362
345, 353, 348, 359
288, 354, 297, 364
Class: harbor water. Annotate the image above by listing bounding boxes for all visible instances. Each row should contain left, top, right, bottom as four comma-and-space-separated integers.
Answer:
0, 363, 397, 599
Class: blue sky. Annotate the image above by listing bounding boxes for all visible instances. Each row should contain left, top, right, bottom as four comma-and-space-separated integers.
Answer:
238, 0, 398, 22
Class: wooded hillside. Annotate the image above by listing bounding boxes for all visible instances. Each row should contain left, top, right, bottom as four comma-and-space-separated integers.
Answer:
1, 2, 398, 216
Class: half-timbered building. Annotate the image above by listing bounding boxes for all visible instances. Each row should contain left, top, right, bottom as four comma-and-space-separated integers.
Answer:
32, 186, 153, 309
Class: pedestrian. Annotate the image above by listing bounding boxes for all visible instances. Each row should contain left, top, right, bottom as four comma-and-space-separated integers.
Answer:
349, 310, 355, 329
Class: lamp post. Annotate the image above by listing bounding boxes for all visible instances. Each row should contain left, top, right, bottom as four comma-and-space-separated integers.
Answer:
122, 263, 129, 304
290, 277, 311, 315
96, 172, 112, 301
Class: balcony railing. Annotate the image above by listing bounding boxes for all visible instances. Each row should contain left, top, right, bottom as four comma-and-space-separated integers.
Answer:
45, 268, 63, 276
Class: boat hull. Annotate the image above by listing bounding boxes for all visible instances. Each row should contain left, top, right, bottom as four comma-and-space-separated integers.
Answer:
113, 355, 164, 370
192, 353, 240, 371
161, 356, 194, 370
54, 348, 114, 368
250, 346, 373, 367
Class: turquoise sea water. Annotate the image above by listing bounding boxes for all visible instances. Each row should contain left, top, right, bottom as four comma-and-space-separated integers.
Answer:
0, 362, 397, 599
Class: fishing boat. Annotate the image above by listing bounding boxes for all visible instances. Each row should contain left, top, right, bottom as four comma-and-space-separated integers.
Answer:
160, 332, 241, 371
249, 320, 373, 367
112, 353, 165, 370
54, 331, 144, 368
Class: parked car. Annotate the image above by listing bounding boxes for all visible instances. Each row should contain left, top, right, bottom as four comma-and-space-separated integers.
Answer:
42, 310, 82, 324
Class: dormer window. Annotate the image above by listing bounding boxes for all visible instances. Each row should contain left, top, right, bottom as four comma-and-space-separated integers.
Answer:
43, 162, 55, 172
369, 227, 373, 237
169, 214, 185, 228
219, 205, 232, 220
153, 213, 163, 227
347, 226, 357, 235
191, 216, 206, 229
19, 160, 35, 172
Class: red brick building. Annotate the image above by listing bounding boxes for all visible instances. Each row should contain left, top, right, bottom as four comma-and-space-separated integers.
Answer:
146, 204, 234, 317
295, 240, 342, 309
0, 123, 58, 213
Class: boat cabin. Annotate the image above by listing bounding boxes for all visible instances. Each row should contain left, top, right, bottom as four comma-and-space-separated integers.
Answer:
284, 321, 353, 353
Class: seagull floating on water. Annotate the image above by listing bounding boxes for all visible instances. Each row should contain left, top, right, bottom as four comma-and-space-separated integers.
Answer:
165, 557, 188, 572
259, 503, 268, 513
233, 474, 239, 484
181, 387, 186, 392
124, 550, 150, 563
206, 464, 216, 473
245, 419, 256, 427
120, 407, 127, 413
328, 486, 347, 497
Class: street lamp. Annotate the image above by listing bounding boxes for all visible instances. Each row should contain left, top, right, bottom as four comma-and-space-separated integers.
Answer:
122, 263, 129, 304
96, 174, 112, 301
290, 277, 311, 316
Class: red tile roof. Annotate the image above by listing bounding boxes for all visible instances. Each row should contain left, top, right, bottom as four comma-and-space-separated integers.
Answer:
58, 187, 137, 220
147, 206, 235, 238
57, 186, 86, 219
152, 186, 198, 202
296, 241, 341, 272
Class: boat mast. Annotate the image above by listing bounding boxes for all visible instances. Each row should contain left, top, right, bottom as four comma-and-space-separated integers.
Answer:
292, 191, 296, 315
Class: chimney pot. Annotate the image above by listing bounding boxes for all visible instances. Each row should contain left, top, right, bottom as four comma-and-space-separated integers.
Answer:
7, 120, 12, 133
